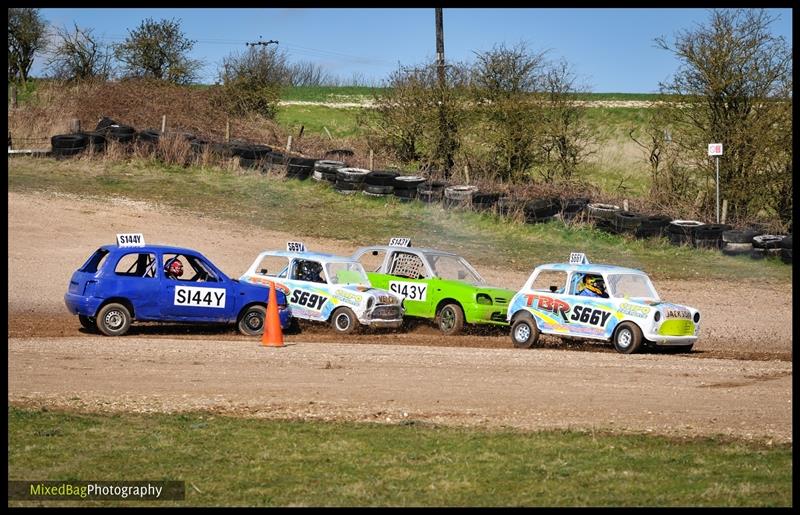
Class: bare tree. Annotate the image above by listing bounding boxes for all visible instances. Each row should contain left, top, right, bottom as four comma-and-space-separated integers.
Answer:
215, 45, 288, 118
287, 60, 335, 87
470, 42, 547, 182
114, 17, 202, 84
536, 60, 594, 182
8, 7, 47, 83
45, 23, 113, 82
655, 8, 792, 224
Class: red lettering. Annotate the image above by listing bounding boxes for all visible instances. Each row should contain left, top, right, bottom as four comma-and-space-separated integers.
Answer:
525, 294, 538, 307
538, 296, 553, 310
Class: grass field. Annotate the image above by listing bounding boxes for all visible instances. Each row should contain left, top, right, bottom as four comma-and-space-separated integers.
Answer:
8, 407, 792, 507
8, 156, 791, 283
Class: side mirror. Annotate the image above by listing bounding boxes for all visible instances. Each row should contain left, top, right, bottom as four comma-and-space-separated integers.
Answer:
549, 285, 558, 293
260, 268, 268, 275
372, 251, 379, 256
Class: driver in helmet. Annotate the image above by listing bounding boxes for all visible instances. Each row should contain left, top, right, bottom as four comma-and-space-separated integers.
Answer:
298, 260, 324, 283
577, 273, 606, 298
164, 257, 184, 280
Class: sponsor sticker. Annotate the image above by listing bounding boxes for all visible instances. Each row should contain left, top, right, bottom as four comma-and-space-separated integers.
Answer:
389, 281, 427, 301
666, 309, 691, 319
174, 286, 226, 308
619, 303, 650, 318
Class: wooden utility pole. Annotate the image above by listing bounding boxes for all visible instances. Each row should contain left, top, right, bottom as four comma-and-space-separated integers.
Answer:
434, 8, 453, 179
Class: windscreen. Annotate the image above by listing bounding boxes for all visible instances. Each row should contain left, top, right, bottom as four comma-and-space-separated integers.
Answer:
607, 273, 659, 300
326, 261, 370, 286
425, 253, 484, 284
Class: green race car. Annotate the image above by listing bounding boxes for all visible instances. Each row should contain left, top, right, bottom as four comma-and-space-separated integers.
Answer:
352, 239, 515, 335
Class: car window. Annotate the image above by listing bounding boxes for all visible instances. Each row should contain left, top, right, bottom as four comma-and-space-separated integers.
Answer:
115, 252, 157, 278
80, 248, 109, 273
531, 270, 568, 294
356, 249, 387, 273
291, 259, 327, 283
254, 255, 290, 278
607, 273, 659, 300
571, 272, 609, 298
162, 253, 218, 282
428, 254, 482, 283
186, 256, 219, 283
327, 261, 369, 286
388, 251, 427, 279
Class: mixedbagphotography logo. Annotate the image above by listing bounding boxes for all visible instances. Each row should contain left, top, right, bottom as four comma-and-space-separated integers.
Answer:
8, 481, 185, 501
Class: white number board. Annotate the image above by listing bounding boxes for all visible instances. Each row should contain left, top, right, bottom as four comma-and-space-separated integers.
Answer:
708, 143, 723, 156
388, 237, 411, 247
116, 233, 145, 247
569, 252, 589, 265
287, 241, 306, 252
174, 286, 226, 308
389, 281, 428, 301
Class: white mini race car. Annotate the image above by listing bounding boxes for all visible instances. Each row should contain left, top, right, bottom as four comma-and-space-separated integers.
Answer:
507, 253, 700, 354
240, 242, 404, 334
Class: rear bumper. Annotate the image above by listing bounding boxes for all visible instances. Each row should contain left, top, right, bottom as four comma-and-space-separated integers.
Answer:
64, 293, 103, 317
645, 334, 699, 346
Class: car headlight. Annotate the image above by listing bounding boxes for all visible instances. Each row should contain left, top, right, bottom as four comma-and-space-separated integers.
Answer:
367, 297, 374, 310
476, 293, 493, 305
693, 312, 700, 323
654, 311, 661, 322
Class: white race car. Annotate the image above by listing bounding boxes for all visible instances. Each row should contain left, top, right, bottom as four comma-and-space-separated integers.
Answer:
507, 253, 700, 354
240, 242, 404, 334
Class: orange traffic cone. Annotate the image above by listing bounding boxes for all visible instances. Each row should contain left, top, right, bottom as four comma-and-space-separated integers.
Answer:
261, 280, 285, 347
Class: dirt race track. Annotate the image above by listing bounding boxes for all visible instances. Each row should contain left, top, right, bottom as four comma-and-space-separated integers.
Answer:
7, 191, 794, 443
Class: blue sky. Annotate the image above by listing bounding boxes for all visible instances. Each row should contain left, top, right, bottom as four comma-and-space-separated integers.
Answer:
35, 8, 792, 93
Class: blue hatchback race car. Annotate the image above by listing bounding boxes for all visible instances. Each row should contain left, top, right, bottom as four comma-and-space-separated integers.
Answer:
64, 233, 292, 336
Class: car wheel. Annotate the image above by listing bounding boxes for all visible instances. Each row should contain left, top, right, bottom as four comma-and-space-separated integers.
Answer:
78, 315, 97, 331
613, 322, 643, 354
238, 305, 266, 336
437, 303, 465, 336
331, 307, 358, 335
511, 316, 540, 348
96, 303, 132, 336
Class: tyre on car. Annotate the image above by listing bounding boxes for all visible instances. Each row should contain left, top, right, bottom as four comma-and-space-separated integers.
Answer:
510, 315, 540, 349
436, 303, 465, 336
331, 307, 359, 334
612, 322, 643, 354
96, 303, 132, 337
238, 305, 266, 336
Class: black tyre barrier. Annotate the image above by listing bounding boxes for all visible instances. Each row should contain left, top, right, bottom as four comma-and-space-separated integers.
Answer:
594, 218, 617, 234
667, 220, 705, 246
780, 235, 792, 250
443, 185, 478, 209
721, 242, 753, 256
394, 187, 418, 201
265, 151, 287, 165
393, 175, 426, 189
418, 188, 444, 203
190, 139, 209, 154
418, 180, 446, 194
561, 197, 590, 220
334, 181, 361, 194
103, 125, 136, 143
51, 133, 89, 149
722, 228, 760, 244
586, 203, 620, 221
365, 170, 400, 187
363, 184, 394, 196
230, 143, 272, 159
472, 192, 501, 211
523, 197, 560, 222
780, 248, 792, 264
239, 156, 267, 169
495, 196, 518, 216
614, 211, 645, 233
634, 215, 672, 238
693, 224, 731, 250
52, 145, 87, 157
752, 234, 785, 250
314, 160, 345, 171
137, 129, 161, 144
286, 165, 312, 180
82, 131, 107, 152
95, 116, 118, 131
336, 167, 370, 183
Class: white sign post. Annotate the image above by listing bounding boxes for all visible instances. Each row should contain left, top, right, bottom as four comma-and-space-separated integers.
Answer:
708, 143, 723, 223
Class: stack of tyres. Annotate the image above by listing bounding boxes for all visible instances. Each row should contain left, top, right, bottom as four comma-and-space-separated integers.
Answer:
334, 168, 370, 194
313, 160, 345, 182
393, 175, 427, 201
471, 192, 502, 212
233, 143, 273, 170
666, 220, 705, 246
779, 236, 792, 264
693, 224, 732, 249
523, 197, 560, 223
635, 215, 672, 238
721, 228, 759, 256
443, 185, 478, 209
586, 203, 621, 232
560, 197, 590, 222
50, 133, 90, 158
286, 156, 316, 180
363, 171, 400, 197
417, 180, 447, 203
614, 211, 645, 235
750, 234, 785, 260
